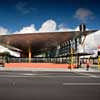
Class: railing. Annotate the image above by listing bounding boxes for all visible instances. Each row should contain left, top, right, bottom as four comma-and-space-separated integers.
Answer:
5, 57, 68, 64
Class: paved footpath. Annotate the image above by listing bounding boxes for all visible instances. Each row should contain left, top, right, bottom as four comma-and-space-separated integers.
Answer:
0, 66, 100, 72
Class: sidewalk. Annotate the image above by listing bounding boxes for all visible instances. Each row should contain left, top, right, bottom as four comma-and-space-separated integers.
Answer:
72, 67, 100, 72
0, 67, 100, 72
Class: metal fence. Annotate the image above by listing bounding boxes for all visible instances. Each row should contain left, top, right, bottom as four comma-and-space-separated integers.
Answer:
5, 57, 68, 64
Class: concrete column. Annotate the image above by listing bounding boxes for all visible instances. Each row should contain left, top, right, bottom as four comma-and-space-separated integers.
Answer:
28, 47, 32, 63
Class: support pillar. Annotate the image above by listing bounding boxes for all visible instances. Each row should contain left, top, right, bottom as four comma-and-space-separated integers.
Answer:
77, 54, 80, 68
98, 56, 100, 70
70, 48, 73, 66
98, 48, 100, 70
28, 47, 32, 63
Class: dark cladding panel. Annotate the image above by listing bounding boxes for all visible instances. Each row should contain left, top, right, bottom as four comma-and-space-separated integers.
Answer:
79, 24, 86, 32
98, 51, 100, 56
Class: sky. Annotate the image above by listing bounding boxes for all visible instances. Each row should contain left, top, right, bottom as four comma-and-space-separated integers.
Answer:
0, 0, 100, 55
0, 0, 100, 34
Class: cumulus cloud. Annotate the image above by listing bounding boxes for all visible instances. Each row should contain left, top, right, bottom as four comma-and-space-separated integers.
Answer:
58, 24, 73, 32
14, 20, 57, 34
17, 24, 37, 34
58, 24, 80, 32
39, 20, 57, 32
14, 19, 83, 34
58, 27, 73, 32
0, 19, 89, 35
0, 19, 99, 55
0, 26, 9, 35
75, 8, 94, 22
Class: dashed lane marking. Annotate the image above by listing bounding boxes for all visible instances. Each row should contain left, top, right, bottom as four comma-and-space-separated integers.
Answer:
63, 83, 100, 85
0, 75, 92, 78
73, 72, 100, 78
0, 72, 100, 78
0, 75, 32, 77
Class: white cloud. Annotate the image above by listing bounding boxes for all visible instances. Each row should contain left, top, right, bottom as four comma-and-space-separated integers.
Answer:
0, 19, 99, 56
58, 27, 73, 32
74, 26, 80, 31
14, 19, 83, 34
75, 8, 94, 22
58, 24, 73, 32
0, 19, 89, 35
39, 20, 57, 32
58, 25, 81, 32
17, 24, 37, 34
13, 19, 91, 34
14, 20, 57, 34
0, 26, 9, 35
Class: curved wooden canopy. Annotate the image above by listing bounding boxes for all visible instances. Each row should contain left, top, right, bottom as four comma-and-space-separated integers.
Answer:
0, 31, 96, 57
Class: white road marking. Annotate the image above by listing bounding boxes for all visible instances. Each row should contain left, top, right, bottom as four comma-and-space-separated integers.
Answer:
74, 72, 100, 78
34, 76, 89, 78
63, 83, 100, 85
0, 75, 92, 78
0, 75, 32, 77
0, 72, 100, 78
20, 73, 49, 76
22, 74, 36, 75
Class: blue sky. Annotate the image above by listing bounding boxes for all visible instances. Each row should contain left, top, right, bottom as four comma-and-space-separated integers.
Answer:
0, 0, 100, 33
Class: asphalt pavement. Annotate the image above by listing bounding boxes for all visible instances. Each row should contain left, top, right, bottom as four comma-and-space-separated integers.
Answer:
0, 71, 100, 100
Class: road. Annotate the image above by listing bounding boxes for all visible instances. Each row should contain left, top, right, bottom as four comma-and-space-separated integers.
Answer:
0, 71, 100, 100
